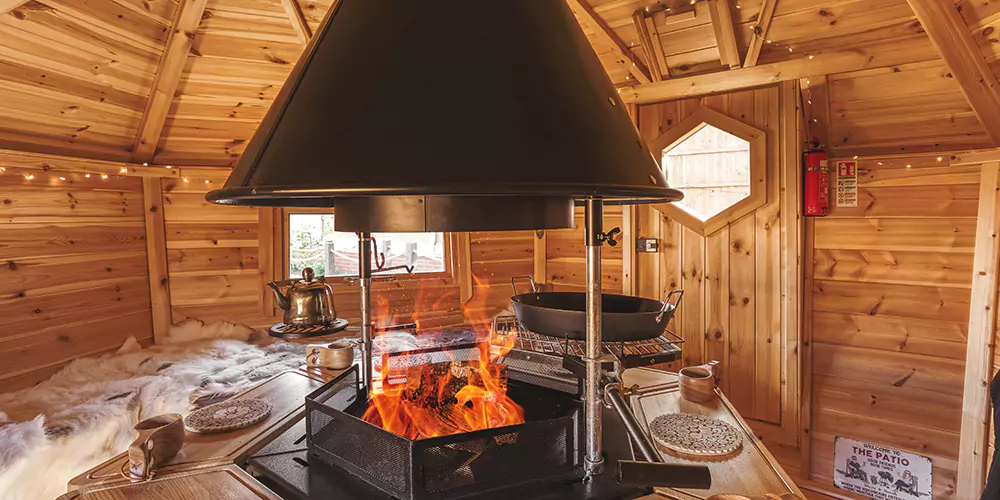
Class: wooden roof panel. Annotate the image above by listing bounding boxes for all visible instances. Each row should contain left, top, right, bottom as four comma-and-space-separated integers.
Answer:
761, 0, 916, 47
33, 0, 172, 53
826, 60, 992, 155
0, 0, 993, 163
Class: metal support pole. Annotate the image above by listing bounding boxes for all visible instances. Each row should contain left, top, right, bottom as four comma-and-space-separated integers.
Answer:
584, 198, 604, 475
359, 232, 374, 393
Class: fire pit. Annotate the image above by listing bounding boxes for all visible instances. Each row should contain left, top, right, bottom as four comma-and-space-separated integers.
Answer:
306, 365, 584, 500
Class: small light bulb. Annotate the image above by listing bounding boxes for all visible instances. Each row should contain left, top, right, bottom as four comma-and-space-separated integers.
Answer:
0, 166, 5, 172
808, 54, 814, 59
142, 162, 148, 167
788, 47, 793, 52
877, 162, 884, 166
766, 39, 772, 44
183, 177, 189, 183
937, 156, 943, 162
85, 173, 91, 178
166, 165, 172, 169
690, 0, 695, 4
906, 164, 912, 169
58, 176, 66, 181
101, 174, 109, 180
119, 167, 127, 174
25, 174, 34, 180
204, 180, 210, 184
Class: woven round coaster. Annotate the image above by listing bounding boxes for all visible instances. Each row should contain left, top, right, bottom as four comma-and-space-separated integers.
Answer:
184, 398, 273, 434
649, 413, 742, 458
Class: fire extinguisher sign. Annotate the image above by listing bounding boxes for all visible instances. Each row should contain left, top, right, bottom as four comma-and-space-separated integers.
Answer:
835, 161, 859, 208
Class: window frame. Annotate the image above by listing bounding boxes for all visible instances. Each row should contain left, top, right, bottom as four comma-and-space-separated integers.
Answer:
648, 107, 767, 236
281, 208, 457, 282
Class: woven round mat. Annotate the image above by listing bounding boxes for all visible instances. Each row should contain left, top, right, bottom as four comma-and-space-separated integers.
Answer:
184, 398, 273, 434
649, 413, 742, 458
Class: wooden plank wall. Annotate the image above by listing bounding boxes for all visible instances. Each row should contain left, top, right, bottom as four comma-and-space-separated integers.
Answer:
634, 86, 789, 431
468, 230, 535, 317
545, 206, 625, 294
0, 163, 152, 392
806, 153, 977, 499
160, 169, 270, 327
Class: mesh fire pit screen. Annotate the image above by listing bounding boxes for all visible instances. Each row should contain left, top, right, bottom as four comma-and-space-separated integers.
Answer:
306, 365, 584, 500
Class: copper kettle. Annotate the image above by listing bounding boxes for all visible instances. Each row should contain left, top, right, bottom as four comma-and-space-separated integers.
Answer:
267, 267, 337, 326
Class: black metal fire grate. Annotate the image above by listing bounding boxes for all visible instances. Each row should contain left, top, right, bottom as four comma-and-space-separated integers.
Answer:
306, 365, 585, 500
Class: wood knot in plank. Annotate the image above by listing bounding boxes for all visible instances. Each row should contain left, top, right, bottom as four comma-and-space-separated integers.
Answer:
892, 369, 915, 387
868, 297, 884, 316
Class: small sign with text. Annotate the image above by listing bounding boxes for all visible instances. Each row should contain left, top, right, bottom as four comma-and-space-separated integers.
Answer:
835, 161, 858, 208
834, 436, 931, 500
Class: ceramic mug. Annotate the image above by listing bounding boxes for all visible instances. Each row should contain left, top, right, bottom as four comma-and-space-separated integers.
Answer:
128, 414, 184, 479
679, 361, 719, 403
306, 341, 355, 370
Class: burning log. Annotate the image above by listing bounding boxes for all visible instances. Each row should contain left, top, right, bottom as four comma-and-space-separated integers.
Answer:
364, 342, 522, 440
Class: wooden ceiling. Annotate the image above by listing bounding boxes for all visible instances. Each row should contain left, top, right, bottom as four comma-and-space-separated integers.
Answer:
0, 0, 998, 165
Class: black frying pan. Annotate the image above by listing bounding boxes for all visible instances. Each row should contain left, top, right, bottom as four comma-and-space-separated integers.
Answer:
509, 276, 683, 341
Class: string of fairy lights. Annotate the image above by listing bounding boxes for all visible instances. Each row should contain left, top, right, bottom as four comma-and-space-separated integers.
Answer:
0, 161, 217, 185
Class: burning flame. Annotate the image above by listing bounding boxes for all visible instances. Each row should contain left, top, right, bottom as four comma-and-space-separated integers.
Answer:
362, 274, 524, 440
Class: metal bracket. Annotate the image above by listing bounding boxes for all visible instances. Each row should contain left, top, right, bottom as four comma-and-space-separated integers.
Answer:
596, 227, 621, 247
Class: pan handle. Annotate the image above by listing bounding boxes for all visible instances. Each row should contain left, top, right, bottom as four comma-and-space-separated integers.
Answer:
656, 290, 684, 324
510, 275, 538, 295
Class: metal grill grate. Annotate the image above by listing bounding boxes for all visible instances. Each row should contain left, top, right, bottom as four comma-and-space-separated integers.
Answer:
490, 315, 682, 369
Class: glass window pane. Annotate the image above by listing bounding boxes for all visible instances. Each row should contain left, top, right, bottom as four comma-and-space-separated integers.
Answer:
662, 125, 752, 222
288, 213, 446, 278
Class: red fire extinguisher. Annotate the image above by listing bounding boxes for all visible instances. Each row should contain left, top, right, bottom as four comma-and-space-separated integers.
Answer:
803, 138, 829, 216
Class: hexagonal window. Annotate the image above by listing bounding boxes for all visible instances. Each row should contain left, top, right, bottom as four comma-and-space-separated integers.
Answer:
662, 125, 750, 222
649, 107, 767, 236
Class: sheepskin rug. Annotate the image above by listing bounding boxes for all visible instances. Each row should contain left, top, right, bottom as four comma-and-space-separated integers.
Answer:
0, 319, 306, 500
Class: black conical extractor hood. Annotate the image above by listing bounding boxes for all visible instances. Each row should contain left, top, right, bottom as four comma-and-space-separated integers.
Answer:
207, 0, 682, 232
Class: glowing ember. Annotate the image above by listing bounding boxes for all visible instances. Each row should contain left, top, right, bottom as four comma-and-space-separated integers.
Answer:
363, 275, 523, 440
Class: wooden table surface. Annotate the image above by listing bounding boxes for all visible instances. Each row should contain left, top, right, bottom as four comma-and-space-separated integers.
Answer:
67, 369, 325, 492
65, 363, 799, 499
60, 465, 280, 500
624, 368, 803, 499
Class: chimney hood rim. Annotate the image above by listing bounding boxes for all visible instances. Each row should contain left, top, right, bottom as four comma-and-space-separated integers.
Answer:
206, 184, 684, 206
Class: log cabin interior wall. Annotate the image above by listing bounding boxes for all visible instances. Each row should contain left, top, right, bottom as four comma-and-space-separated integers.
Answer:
0, 152, 154, 393
804, 153, 982, 498
9, 0, 1000, 497
632, 84, 800, 448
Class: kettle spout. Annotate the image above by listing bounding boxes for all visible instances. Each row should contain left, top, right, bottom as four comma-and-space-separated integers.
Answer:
267, 282, 290, 310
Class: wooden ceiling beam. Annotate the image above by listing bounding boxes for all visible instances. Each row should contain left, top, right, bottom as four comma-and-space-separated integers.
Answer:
906, 0, 1000, 146
131, 0, 210, 162
619, 37, 931, 104
633, 11, 665, 81
565, 0, 652, 85
280, 0, 312, 44
707, 0, 741, 69
0, 0, 30, 14
744, 0, 777, 67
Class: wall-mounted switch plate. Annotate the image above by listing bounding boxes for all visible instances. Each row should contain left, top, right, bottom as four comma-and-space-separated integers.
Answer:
637, 238, 658, 253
